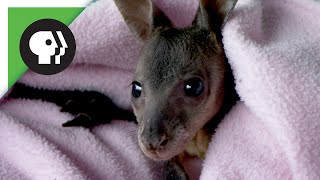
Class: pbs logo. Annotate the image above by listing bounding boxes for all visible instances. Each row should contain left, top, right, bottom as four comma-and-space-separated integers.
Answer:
20, 19, 76, 75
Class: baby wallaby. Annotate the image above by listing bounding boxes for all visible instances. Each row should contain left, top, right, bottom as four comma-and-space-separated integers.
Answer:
115, 0, 238, 179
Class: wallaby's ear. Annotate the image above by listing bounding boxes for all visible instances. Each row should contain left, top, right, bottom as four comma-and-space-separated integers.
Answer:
114, 0, 171, 42
193, 0, 238, 33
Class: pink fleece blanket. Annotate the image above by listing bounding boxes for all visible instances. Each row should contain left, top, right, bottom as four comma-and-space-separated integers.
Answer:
1, 0, 319, 179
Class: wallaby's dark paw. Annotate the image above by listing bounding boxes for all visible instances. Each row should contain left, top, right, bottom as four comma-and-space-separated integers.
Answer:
60, 100, 80, 113
60, 91, 106, 114
60, 91, 136, 128
62, 113, 100, 128
163, 159, 189, 180
8, 83, 136, 128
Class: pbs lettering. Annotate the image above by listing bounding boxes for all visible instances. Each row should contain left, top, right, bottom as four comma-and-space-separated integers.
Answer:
29, 31, 68, 65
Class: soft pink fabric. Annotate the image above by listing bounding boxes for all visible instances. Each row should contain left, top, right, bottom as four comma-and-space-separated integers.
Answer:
201, 0, 320, 179
1, 0, 319, 179
0, 99, 162, 180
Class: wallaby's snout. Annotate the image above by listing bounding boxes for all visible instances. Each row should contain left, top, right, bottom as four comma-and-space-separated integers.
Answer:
141, 132, 169, 151
140, 123, 169, 152
140, 109, 169, 152
137, 92, 189, 160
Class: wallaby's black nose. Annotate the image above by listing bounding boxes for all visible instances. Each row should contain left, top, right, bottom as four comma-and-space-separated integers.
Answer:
159, 135, 169, 147
141, 132, 169, 151
158, 134, 169, 147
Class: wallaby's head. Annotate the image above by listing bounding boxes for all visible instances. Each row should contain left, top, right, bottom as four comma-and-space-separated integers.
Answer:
115, 0, 237, 160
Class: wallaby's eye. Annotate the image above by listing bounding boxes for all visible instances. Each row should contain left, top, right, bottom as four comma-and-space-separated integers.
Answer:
184, 78, 204, 97
132, 81, 142, 98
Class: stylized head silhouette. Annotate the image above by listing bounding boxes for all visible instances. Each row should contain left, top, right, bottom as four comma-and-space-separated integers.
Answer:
29, 31, 68, 65
29, 31, 58, 65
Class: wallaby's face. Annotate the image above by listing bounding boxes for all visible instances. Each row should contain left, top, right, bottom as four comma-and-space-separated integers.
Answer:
115, 0, 237, 160
132, 28, 225, 160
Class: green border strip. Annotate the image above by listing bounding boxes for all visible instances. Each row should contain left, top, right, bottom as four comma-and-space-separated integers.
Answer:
8, 7, 84, 89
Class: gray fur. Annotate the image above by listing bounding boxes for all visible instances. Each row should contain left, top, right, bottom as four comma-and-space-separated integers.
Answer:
114, 0, 238, 179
